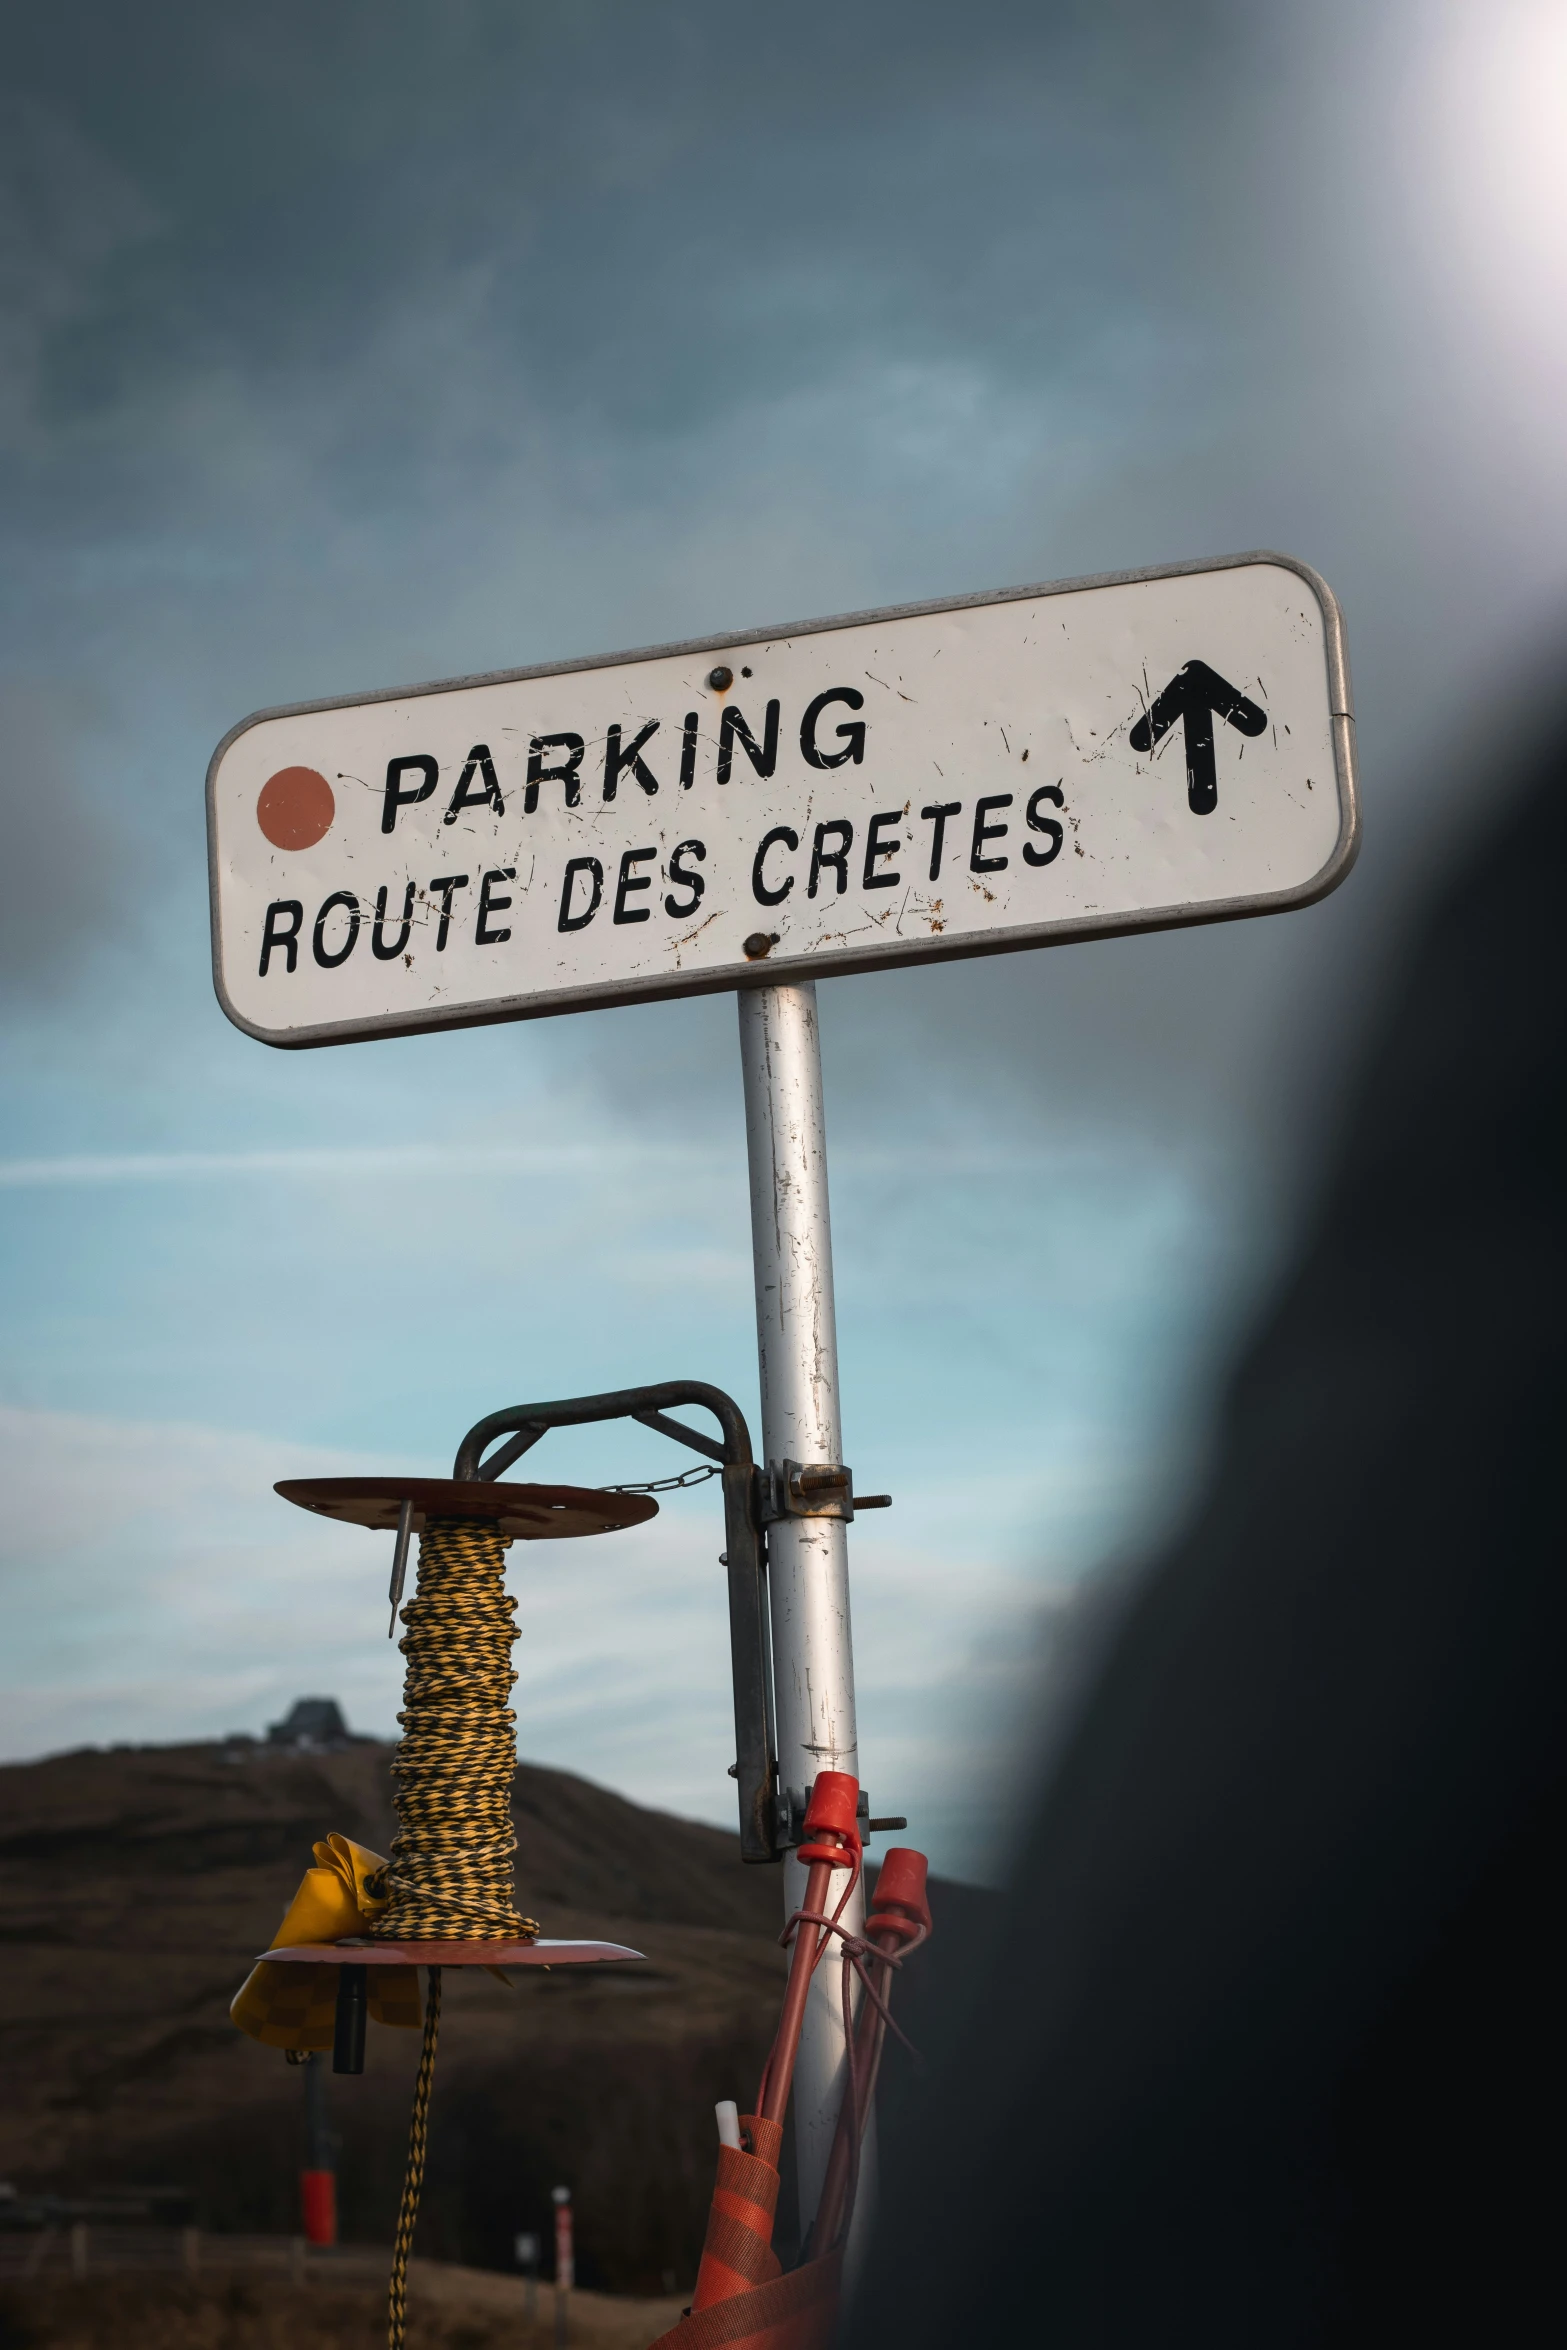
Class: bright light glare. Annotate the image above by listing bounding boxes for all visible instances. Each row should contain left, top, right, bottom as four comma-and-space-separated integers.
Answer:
1423, 1, 1567, 310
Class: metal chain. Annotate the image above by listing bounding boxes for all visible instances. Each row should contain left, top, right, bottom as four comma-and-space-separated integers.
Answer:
603, 1462, 722, 1495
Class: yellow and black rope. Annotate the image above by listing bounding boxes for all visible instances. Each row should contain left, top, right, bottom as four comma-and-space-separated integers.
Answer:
372, 1515, 540, 2349
372, 1516, 539, 1943
386, 1964, 440, 2350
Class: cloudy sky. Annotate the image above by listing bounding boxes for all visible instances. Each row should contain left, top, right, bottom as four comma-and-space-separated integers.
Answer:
3, 0, 1565, 1877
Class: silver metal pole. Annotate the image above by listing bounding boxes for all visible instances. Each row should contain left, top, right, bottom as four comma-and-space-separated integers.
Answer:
737, 979, 868, 2232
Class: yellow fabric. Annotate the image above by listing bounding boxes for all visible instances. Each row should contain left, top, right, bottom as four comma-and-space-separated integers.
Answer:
230, 1833, 423, 2050
273, 1832, 390, 1944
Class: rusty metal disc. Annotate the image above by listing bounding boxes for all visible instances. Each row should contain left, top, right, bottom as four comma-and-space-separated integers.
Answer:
274, 1476, 657, 1541
262, 1937, 642, 1966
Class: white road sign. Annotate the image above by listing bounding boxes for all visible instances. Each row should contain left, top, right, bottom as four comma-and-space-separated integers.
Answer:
207, 551, 1356, 1047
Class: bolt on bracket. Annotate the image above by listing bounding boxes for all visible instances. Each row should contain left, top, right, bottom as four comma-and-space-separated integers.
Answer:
758, 1459, 892, 1525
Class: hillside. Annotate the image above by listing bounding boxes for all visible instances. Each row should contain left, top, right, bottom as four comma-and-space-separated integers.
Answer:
0, 1736, 983, 2293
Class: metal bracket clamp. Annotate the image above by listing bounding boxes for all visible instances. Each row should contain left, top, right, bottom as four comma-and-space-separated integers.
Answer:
758, 1460, 892, 1526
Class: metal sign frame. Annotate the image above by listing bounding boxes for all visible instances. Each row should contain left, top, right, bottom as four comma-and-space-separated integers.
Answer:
205, 549, 1357, 1049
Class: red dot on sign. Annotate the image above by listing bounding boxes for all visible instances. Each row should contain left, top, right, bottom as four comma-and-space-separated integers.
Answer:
257, 766, 335, 850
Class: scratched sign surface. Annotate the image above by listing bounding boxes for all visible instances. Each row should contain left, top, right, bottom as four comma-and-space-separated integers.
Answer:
207, 551, 1357, 1046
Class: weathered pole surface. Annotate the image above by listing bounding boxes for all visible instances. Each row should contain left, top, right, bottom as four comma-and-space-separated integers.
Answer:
738, 980, 868, 2231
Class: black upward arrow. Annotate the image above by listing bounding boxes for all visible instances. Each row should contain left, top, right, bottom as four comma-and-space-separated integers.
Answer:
1128, 660, 1267, 815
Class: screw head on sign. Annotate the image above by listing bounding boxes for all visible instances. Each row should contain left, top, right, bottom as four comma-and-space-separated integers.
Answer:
743, 932, 780, 961
707, 665, 733, 691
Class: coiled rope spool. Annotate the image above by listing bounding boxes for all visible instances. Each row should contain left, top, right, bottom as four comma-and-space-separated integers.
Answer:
272, 1471, 659, 2350
375, 1510, 534, 2349
372, 1515, 537, 1943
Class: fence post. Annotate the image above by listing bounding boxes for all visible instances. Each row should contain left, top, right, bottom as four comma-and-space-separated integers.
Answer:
552, 2186, 573, 2346
514, 2230, 541, 2326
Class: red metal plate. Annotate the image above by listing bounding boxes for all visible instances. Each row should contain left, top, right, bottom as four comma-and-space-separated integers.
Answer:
262, 1938, 642, 1966
274, 1476, 657, 1541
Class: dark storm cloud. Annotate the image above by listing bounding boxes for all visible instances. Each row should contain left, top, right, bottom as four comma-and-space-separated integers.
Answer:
0, 94, 159, 453
0, 688, 125, 998
0, 0, 1280, 623
3, 1, 1239, 483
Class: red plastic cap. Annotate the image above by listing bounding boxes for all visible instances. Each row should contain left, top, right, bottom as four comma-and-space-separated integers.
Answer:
300, 2169, 337, 2247
801, 1771, 861, 1842
870, 1848, 932, 1936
